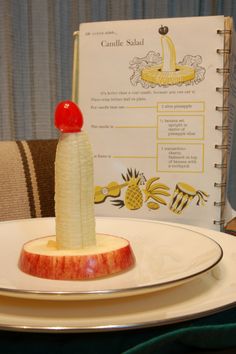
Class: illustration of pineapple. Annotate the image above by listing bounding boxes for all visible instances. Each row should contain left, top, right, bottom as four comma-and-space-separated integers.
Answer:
112, 169, 143, 210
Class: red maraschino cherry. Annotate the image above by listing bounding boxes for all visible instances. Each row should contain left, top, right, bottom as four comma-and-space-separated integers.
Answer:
55, 100, 84, 133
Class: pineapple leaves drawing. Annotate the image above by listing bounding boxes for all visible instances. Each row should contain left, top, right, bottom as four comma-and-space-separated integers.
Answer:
112, 168, 143, 210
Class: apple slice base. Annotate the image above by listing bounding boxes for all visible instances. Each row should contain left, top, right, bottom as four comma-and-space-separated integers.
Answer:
19, 234, 135, 280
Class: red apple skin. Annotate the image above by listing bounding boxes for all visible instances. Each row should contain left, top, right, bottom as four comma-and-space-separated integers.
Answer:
19, 244, 135, 280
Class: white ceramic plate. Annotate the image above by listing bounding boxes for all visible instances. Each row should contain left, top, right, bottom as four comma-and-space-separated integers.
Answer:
0, 217, 222, 301
0, 218, 234, 332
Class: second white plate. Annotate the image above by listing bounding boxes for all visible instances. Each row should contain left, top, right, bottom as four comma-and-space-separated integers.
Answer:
0, 217, 222, 300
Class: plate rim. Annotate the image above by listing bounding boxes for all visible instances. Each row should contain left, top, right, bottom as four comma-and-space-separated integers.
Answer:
0, 217, 223, 300
0, 301, 235, 333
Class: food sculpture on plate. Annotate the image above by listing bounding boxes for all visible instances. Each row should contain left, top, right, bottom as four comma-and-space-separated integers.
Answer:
19, 101, 135, 280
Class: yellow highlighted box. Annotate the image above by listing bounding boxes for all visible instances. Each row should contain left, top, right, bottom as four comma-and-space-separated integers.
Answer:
157, 143, 204, 173
157, 101, 205, 113
157, 115, 205, 140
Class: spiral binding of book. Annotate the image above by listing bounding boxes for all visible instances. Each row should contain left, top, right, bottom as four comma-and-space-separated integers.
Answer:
214, 18, 232, 227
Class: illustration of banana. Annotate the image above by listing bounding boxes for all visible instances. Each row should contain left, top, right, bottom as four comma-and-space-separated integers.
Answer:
169, 182, 209, 214
143, 177, 170, 210
160, 28, 176, 72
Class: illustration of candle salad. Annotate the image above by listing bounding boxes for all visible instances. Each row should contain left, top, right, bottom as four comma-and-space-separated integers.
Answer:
19, 101, 135, 280
130, 25, 206, 87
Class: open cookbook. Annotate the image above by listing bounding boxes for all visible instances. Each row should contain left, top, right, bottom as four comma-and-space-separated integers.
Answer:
72, 15, 236, 231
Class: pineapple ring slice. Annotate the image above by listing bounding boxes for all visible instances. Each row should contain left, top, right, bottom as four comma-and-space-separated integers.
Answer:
141, 64, 195, 85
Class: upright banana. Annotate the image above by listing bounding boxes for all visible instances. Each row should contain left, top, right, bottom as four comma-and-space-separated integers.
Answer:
55, 132, 96, 249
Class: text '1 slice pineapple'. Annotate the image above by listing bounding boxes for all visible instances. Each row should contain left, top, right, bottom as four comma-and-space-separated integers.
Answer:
18, 101, 135, 280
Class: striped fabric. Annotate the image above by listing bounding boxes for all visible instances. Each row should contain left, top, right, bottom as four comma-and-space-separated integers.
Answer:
0, 139, 57, 221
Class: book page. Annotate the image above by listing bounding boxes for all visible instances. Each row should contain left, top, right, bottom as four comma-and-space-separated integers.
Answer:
78, 16, 225, 230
